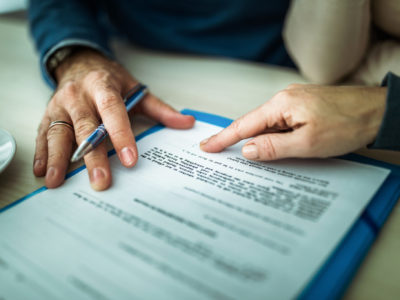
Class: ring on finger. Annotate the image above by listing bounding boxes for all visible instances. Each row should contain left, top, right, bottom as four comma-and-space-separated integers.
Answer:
48, 120, 74, 131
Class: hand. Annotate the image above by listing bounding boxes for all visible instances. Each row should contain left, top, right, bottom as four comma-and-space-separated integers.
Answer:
33, 49, 195, 190
200, 84, 386, 160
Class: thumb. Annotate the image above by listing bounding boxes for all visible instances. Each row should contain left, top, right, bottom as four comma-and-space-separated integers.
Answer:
242, 131, 304, 161
138, 93, 195, 129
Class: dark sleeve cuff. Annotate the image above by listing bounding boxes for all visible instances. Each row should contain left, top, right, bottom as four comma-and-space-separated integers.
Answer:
28, 0, 113, 89
368, 72, 400, 150
41, 39, 113, 89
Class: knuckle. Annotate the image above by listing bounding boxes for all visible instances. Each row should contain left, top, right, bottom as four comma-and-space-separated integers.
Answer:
71, 107, 99, 137
267, 95, 289, 115
96, 94, 121, 112
277, 89, 290, 97
85, 70, 118, 89
273, 89, 305, 109
60, 81, 79, 98
286, 83, 302, 90
275, 89, 294, 102
85, 70, 108, 83
108, 126, 131, 141
229, 120, 245, 139
48, 151, 66, 162
259, 136, 277, 160
47, 126, 72, 139
74, 121, 96, 138
51, 82, 80, 109
72, 108, 93, 124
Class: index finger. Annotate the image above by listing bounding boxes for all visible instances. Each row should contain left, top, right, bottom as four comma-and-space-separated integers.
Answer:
200, 105, 270, 153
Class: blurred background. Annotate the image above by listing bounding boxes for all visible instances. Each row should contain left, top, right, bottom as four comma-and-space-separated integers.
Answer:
0, 0, 26, 17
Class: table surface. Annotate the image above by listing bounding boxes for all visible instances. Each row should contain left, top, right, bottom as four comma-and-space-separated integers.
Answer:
0, 18, 399, 300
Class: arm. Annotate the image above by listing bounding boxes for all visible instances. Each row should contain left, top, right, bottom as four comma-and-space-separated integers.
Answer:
283, 0, 370, 84
28, 0, 195, 190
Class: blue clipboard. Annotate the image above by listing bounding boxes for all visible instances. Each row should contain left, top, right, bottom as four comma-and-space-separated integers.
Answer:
2, 109, 400, 300
179, 110, 400, 300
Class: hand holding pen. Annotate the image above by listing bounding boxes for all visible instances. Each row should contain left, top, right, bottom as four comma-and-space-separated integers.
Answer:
71, 84, 149, 163
33, 51, 194, 191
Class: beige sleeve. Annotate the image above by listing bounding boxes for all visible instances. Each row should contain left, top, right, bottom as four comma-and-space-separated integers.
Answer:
349, 40, 400, 86
347, 0, 400, 85
283, 0, 371, 84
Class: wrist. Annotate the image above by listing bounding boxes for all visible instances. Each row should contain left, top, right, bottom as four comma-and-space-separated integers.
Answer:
365, 87, 387, 144
54, 47, 108, 83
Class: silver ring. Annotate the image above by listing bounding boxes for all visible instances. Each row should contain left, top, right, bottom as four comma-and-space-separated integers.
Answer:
48, 120, 74, 131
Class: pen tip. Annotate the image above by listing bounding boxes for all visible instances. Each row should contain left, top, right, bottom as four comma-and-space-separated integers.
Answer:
70, 154, 80, 163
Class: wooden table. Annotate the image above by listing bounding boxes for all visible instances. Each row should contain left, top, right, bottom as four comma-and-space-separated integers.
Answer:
0, 18, 399, 299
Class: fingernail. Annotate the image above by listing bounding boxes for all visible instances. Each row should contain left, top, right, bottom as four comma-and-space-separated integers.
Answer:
34, 159, 43, 170
46, 166, 56, 180
242, 144, 259, 160
200, 137, 210, 146
91, 168, 105, 181
121, 147, 135, 166
90, 168, 106, 190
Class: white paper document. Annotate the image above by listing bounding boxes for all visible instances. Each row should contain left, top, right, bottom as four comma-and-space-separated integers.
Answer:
0, 120, 390, 299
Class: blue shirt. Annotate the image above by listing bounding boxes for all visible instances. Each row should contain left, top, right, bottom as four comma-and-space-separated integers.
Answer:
28, 0, 294, 87
28, 0, 400, 151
